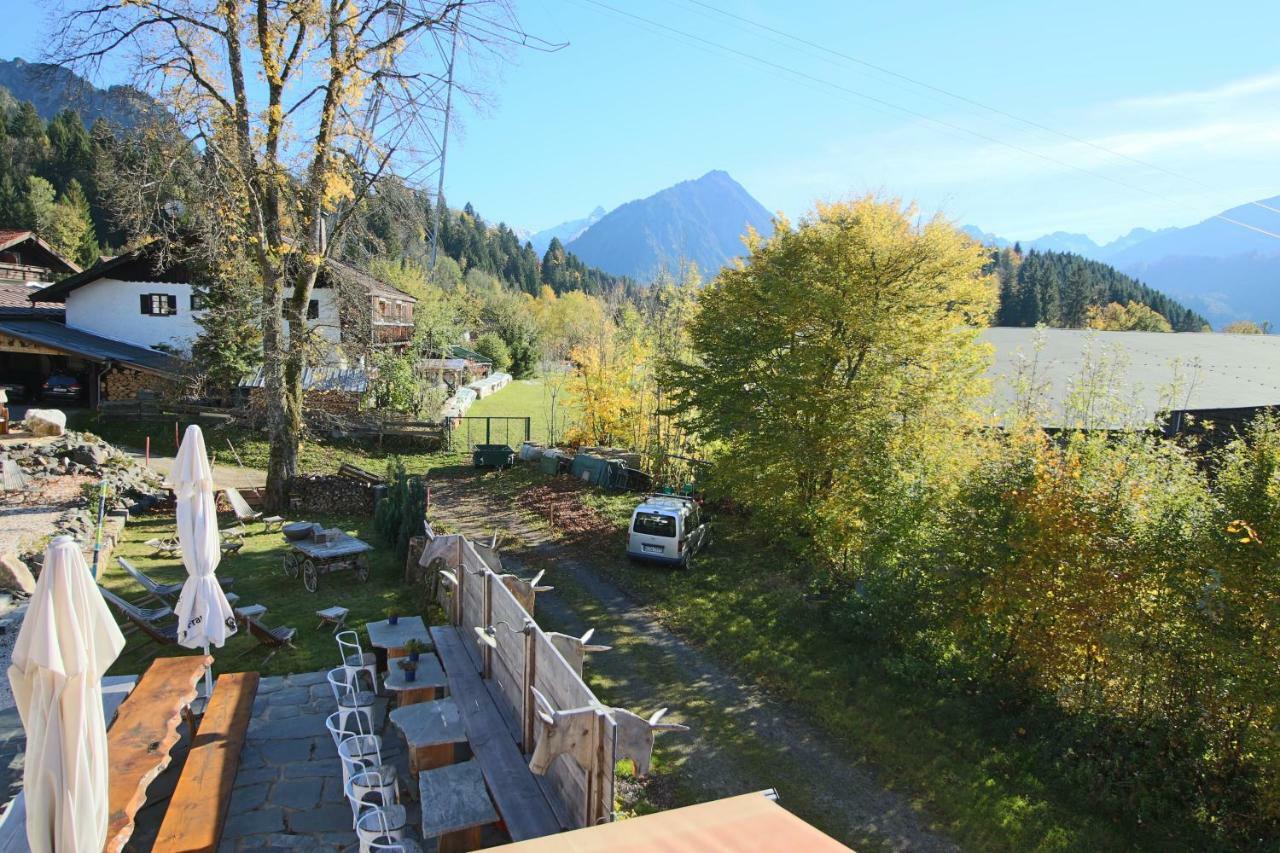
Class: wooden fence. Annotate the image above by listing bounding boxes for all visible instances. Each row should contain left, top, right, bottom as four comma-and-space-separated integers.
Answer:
445, 539, 616, 828
98, 399, 235, 423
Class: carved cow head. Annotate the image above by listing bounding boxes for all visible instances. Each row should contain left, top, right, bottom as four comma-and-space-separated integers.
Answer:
547, 628, 612, 677
611, 707, 689, 776
500, 569, 554, 614
528, 686, 598, 775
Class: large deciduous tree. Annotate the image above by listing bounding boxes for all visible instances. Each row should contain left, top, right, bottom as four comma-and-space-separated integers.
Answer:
53, 0, 532, 509
669, 197, 996, 569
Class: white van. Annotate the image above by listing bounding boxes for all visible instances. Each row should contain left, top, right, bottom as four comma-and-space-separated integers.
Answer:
626, 495, 711, 568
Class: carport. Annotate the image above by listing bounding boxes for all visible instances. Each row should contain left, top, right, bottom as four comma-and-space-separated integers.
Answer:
0, 318, 182, 409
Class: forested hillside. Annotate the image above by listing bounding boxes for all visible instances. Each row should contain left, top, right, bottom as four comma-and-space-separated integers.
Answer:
0, 88, 632, 302
0, 97, 125, 265
989, 246, 1207, 331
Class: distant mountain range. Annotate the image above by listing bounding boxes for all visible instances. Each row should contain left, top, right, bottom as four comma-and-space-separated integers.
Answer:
0, 57, 165, 131
563, 170, 774, 280
529, 207, 606, 256
966, 196, 1280, 329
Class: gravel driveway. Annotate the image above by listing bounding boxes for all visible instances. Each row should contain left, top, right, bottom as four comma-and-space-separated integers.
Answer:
428, 475, 957, 852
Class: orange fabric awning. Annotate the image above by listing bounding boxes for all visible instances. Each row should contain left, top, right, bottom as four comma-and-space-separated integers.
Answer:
491, 792, 851, 852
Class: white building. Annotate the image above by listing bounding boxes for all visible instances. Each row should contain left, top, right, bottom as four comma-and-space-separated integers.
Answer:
30, 243, 415, 363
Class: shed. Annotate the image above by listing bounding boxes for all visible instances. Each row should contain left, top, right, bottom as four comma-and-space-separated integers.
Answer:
981, 327, 1280, 433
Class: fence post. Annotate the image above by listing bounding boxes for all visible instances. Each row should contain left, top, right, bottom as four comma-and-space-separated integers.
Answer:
525, 417, 531, 443
521, 628, 537, 752
482, 570, 493, 678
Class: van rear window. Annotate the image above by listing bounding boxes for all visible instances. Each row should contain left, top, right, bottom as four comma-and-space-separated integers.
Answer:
633, 512, 676, 537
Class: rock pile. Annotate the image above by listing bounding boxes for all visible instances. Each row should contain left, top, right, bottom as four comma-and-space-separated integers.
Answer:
3, 432, 167, 571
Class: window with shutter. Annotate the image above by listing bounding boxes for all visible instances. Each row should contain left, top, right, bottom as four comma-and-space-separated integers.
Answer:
142, 293, 177, 316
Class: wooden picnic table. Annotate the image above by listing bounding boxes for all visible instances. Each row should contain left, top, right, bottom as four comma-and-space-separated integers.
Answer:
282, 531, 373, 593
366, 615, 432, 660
105, 655, 210, 853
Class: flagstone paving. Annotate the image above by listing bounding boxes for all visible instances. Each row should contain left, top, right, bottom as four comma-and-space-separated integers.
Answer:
122, 668, 416, 853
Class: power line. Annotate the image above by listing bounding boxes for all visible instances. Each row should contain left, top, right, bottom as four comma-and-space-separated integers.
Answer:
572, 0, 1280, 243
676, 0, 1280, 219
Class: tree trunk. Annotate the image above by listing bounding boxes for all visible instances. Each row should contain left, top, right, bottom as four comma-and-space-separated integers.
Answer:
261, 262, 293, 512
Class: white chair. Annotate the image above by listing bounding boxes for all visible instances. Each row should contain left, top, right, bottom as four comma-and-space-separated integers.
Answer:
327, 667, 377, 732
325, 708, 374, 750
369, 837, 423, 853
354, 802, 409, 853
336, 629, 379, 692
340, 735, 400, 828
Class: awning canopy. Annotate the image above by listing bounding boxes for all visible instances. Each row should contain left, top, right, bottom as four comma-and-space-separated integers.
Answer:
490, 793, 850, 852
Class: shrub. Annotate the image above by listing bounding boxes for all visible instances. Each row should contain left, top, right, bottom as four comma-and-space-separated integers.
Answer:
473, 332, 512, 373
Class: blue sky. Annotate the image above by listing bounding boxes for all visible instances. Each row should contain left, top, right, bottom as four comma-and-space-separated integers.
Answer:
10, 1, 1280, 242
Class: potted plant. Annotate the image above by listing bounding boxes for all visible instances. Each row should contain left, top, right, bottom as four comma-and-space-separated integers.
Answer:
404, 638, 427, 663
397, 657, 418, 682
388, 613, 399, 626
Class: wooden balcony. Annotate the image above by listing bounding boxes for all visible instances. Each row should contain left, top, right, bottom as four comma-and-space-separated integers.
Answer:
373, 322, 415, 345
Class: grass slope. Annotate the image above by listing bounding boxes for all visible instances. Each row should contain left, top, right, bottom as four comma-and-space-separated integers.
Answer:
485, 466, 1198, 853
463, 377, 577, 447
102, 513, 424, 678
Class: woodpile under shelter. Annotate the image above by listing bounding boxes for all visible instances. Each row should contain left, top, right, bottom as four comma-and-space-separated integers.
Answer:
981, 327, 1280, 435
0, 317, 183, 407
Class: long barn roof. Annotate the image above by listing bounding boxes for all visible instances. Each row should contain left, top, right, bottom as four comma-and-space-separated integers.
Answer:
981, 327, 1280, 429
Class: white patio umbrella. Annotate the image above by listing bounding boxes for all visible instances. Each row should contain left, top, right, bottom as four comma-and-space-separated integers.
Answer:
8, 535, 125, 852
172, 424, 237, 701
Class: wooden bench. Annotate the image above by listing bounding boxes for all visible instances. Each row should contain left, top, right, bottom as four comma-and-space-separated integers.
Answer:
420, 759, 499, 853
153, 672, 260, 853
105, 656, 210, 853
431, 626, 561, 841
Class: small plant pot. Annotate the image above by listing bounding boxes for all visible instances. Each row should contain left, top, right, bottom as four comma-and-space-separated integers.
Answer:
388, 615, 399, 626
404, 668, 417, 682
409, 651, 421, 663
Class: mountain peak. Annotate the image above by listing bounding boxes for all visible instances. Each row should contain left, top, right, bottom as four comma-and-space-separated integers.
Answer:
565, 171, 773, 281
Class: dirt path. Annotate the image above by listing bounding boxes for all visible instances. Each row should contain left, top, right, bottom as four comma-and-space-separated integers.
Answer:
427, 474, 958, 852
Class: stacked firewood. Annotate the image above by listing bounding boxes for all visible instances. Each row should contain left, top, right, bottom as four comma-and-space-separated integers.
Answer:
286, 472, 378, 515
102, 368, 174, 401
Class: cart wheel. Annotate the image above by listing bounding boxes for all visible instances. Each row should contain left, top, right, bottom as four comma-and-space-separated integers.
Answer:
302, 559, 318, 593
355, 556, 370, 583
283, 551, 300, 578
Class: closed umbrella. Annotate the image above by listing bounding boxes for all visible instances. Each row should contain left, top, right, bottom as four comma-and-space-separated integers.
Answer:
8, 535, 125, 852
172, 424, 237, 701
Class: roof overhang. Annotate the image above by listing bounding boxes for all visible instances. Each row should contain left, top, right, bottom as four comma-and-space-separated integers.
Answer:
490, 792, 849, 852
0, 319, 184, 376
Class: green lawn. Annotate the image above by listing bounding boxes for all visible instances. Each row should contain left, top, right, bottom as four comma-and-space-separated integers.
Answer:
67, 411, 460, 476
483, 466, 1200, 853
102, 513, 428, 678
464, 377, 578, 447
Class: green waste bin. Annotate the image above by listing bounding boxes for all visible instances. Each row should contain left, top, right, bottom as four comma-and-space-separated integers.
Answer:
473, 444, 516, 469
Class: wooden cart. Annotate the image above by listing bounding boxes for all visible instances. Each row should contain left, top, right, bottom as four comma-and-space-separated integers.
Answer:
282, 532, 374, 593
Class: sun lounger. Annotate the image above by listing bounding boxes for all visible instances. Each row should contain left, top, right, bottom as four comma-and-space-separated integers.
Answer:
118, 557, 234, 607
144, 537, 181, 558
99, 586, 179, 656
224, 487, 285, 532
235, 613, 298, 665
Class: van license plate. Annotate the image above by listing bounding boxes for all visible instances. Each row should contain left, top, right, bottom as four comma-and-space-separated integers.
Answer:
642, 544, 662, 554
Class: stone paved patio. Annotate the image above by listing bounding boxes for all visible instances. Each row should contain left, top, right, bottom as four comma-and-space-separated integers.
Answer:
123, 668, 418, 853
